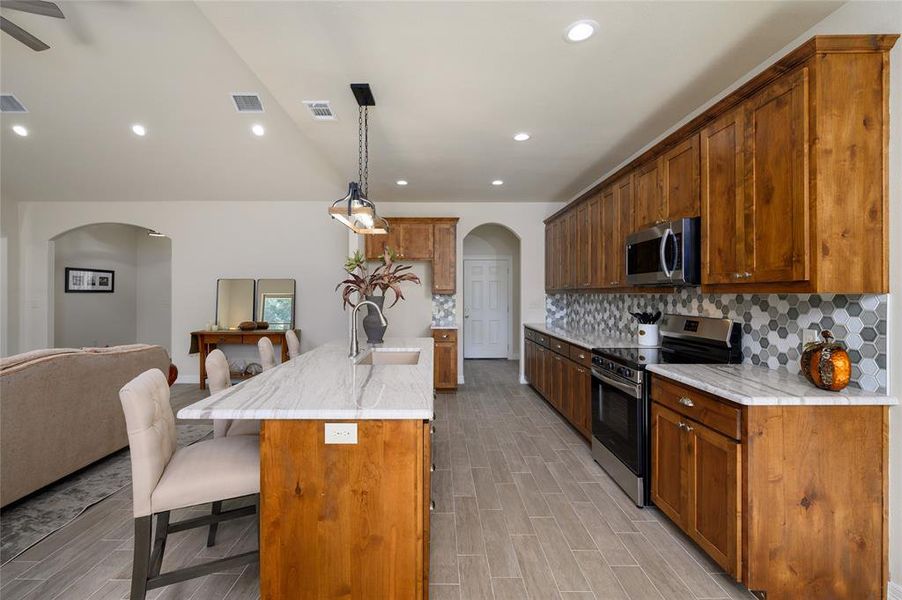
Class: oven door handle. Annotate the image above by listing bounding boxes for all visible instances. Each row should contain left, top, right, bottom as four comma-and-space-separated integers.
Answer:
592, 369, 642, 399
659, 227, 674, 278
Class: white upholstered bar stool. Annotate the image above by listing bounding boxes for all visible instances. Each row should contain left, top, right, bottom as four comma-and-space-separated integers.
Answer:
119, 369, 259, 600
285, 329, 301, 359
258, 337, 276, 370
205, 349, 260, 438
203, 349, 259, 546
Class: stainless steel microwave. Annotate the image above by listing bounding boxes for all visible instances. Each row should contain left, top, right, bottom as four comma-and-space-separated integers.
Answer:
625, 217, 700, 286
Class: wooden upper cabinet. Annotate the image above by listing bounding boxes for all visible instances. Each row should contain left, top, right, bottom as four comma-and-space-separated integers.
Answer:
399, 222, 435, 260
567, 211, 578, 289
432, 222, 456, 294
545, 223, 554, 291
743, 67, 810, 285
663, 134, 700, 219
634, 159, 664, 229
608, 175, 633, 287
701, 108, 745, 285
587, 193, 603, 288
576, 202, 590, 288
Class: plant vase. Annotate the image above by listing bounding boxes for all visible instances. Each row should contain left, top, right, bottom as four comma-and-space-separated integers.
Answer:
637, 324, 659, 346
362, 295, 388, 344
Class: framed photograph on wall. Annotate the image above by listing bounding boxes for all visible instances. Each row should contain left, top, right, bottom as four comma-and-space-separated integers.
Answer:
65, 267, 115, 293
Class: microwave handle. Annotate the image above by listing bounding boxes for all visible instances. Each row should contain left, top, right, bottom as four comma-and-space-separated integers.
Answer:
659, 228, 674, 278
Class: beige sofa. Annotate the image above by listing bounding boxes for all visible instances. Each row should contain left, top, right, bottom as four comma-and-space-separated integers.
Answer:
0, 344, 170, 507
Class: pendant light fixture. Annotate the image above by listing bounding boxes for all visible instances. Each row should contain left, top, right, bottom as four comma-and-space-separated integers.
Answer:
329, 83, 389, 235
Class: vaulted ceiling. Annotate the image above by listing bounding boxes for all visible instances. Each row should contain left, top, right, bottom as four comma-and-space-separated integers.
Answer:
1, 1, 843, 204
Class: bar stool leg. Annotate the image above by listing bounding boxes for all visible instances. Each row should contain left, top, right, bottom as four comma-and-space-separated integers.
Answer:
131, 516, 152, 600
149, 511, 170, 577
207, 501, 222, 547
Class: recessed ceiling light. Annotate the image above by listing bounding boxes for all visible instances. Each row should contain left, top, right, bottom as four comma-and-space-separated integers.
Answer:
131, 124, 146, 136
513, 132, 530, 142
565, 20, 598, 43
12, 125, 28, 137
396, 180, 408, 186
492, 180, 504, 186
251, 124, 265, 136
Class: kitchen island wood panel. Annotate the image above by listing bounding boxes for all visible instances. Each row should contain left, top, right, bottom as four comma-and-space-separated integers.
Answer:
260, 419, 428, 600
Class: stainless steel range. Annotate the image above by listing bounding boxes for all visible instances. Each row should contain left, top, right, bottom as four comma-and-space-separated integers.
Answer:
590, 314, 742, 507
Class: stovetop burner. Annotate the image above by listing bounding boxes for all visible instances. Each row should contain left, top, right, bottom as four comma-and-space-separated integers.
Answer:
592, 346, 661, 369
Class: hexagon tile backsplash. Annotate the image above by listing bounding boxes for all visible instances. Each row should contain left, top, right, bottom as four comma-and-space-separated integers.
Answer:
546, 291, 888, 392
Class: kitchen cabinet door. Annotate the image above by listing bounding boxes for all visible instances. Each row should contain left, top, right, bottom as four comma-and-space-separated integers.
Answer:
434, 340, 457, 390
701, 108, 745, 284
570, 363, 591, 439
576, 202, 590, 288
538, 346, 550, 399
609, 174, 633, 288
545, 223, 554, 291
634, 158, 665, 230
651, 403, 690, 529
687, 419, 741, 577
552, 219, 564, 291
432, 222, 456, 294
399, 222, 434, 260
663, 134, 700, 219
588, 193, 603, 288
365, 231, 389, 260
599, 186, 616, 288
562, 211, 576, 289
557, 355, 571, 418
743, 67, 810, 284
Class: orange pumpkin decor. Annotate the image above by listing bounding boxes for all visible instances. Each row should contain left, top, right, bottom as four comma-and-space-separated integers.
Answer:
800, 330, 851, 391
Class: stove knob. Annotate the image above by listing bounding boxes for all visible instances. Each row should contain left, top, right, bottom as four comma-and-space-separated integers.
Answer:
621, 367, 632, 378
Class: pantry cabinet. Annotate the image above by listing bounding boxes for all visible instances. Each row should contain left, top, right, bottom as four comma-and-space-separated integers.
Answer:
544, 35, 895, 294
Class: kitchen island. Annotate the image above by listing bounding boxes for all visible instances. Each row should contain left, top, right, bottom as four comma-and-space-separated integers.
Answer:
178, 337, 435, 600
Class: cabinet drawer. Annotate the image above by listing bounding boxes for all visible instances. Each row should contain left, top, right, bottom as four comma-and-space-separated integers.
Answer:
206, 335, 237, 345
524, 328, 537, 342
432, 329, 457, 343
569, 345, 592, 367
548, 336, 570, 356
651, 375, 741, 440
535, 333, 550, 348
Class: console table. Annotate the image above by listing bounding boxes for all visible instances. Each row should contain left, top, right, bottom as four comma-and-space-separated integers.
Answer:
189, 330, 299, 390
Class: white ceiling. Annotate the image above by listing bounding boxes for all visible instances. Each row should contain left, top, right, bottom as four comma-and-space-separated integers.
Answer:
1, 1, 843, 204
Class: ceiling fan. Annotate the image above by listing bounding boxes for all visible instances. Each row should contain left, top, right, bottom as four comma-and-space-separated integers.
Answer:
0, 0, 65, 52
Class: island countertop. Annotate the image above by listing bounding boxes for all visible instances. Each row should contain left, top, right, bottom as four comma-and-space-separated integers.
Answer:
648, 363, 897, 406
177, 337, 435, 421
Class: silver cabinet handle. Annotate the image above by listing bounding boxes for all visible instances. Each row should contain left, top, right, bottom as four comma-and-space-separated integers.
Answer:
678, 397, 695, 407
430, 425, 436, 435
678, 421, 694, 432
578, 353, 585, 359
441, 334, 448, 339
429, 500, 435, 512
431, 464, 436, 472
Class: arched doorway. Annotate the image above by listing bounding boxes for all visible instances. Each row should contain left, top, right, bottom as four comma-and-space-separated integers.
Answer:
51, 223, 172, 350
462, 223, 521, 360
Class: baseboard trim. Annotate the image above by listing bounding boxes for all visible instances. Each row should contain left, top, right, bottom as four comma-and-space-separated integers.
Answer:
519, 374, 527, 384
888, 581, 902, 600
457, 375, 465, 385
175, 374, 200, 385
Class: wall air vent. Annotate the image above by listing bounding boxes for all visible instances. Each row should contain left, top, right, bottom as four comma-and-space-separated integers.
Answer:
230, 93, 264, 113
303, 101, 336, 121
0, 95, 28, 113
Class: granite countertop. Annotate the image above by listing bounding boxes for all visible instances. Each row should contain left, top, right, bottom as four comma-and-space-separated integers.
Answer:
430, 325, 458, 330
647, 363, 897, 407
524, 323, 659, 350
177, 337, 435, 420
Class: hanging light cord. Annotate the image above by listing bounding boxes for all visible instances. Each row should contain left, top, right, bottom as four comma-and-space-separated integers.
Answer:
357, 105, 370, 197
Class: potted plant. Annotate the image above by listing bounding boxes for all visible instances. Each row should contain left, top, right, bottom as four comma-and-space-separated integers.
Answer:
336, 248, 421, 343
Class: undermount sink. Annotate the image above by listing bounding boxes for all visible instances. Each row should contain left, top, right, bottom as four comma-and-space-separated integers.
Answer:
355, 349, 421, 365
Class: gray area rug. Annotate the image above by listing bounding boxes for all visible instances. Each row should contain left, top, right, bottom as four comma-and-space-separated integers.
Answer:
0, 422, 212, 563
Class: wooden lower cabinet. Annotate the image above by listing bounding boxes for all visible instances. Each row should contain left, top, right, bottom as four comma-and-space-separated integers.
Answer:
524, 329, 591, 441
650, 375, 889, 599
432, 329, 457, 391
260, 419, 430, 599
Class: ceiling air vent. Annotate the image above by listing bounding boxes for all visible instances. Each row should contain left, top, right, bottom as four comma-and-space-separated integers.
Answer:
230, 93, 264, 113
0, 95, 28, 113
303, 100, 336, 121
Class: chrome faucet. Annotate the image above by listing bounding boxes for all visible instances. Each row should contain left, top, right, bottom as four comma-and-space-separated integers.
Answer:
349, 300, 388, 358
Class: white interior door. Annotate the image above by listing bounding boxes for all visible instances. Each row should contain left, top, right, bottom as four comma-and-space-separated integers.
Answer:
464, 258, 510, 359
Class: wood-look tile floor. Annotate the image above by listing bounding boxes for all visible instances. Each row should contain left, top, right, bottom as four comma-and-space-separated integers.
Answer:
0, 360, 756, 599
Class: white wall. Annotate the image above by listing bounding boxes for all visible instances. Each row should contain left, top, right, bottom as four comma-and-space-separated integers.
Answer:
53, 224, 138, 348
463, 223, 521, 359
0, 195, 20, 356
136, 233, 172, 351
568, 3, 902, 591
16, 201, 350, 379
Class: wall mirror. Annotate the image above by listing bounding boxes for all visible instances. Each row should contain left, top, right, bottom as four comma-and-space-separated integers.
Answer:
215, 279, 255, 329
256, 278, 296, 330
